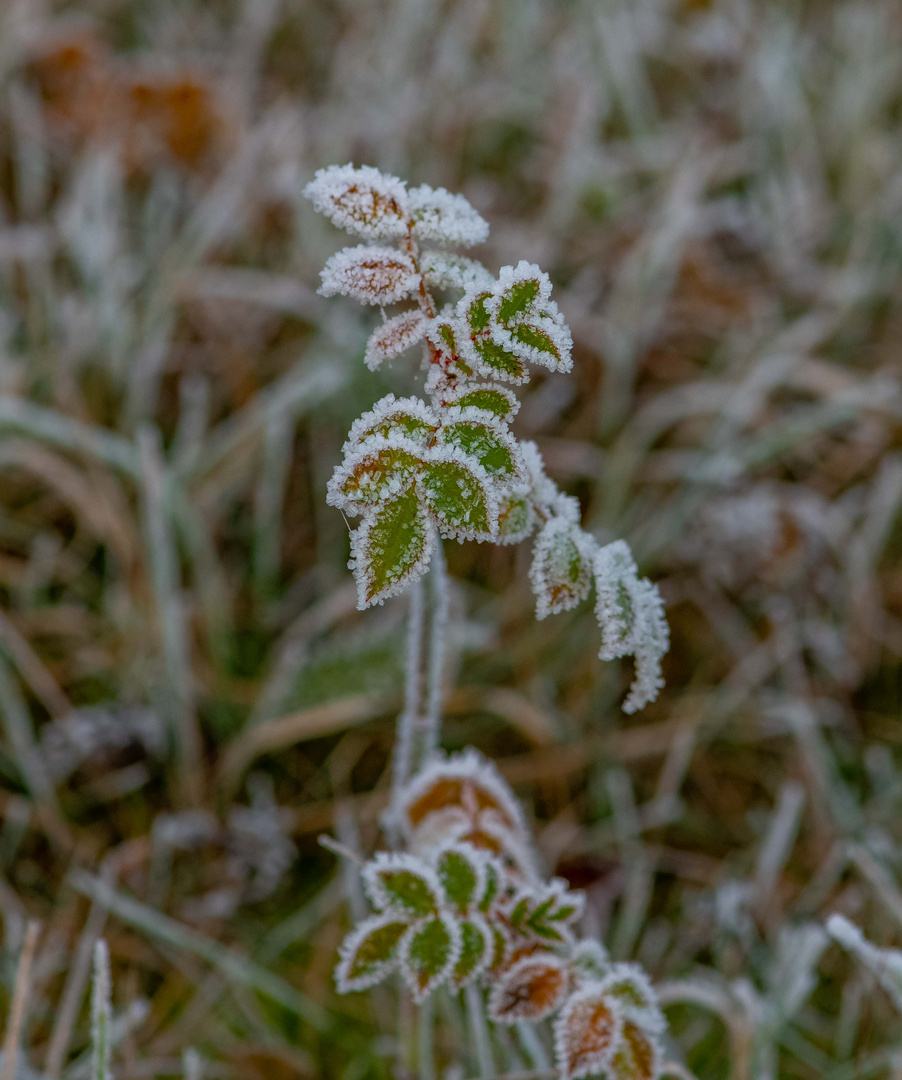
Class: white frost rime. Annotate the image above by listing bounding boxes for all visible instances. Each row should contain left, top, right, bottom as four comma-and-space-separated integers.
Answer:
319, 245, 419, 305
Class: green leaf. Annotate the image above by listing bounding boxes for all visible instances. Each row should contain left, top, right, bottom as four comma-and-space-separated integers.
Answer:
364, 854, 439, 916
419, 454, 495, 538
497, 277, 540, 324
497, 494, 535, 545
531, 519, 592, 619
512, 322, 562, 365
452, 918, 490, 988
336, 913, 409, 992
353, 486, 431, 607
400, 914, 458, 1002
357, 412, 436, 444
467, 293, 493, 333
336, 444, 422, 507
436, 846, 481, 913
439, 421, 519, 478
470, 337, 526, 381
451, 386, 518, 420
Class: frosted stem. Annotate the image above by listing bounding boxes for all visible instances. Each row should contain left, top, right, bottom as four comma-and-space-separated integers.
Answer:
465, 984, 496, 1079
417, 997, 435, 1080
422, 533, 449, 760
390, 578, 425, 822
91, 940, 112, 1080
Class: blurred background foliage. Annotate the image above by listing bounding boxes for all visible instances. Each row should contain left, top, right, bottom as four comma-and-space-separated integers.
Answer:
0, 0, 901, 1076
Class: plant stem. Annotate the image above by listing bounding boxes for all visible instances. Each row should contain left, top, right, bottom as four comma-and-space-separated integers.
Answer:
390, 577, 425, 828
422, 533, 449, 761
466, 984, 496, 1079
418, 997, 436, 1080
1, 920, 41, 1080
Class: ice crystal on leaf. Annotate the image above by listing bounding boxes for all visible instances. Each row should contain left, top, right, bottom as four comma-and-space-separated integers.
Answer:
407, 184, 490, 247
319, 245, 419, 305
554, 987, 624, 1080
364, 310, 428, 371
489, 952, 570, 1023
303, 164, 408, 240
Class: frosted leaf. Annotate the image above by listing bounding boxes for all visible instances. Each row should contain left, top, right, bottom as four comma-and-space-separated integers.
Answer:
489, 953, 569, 1023
593, 541, 639, 661
451, 914, 492, 988
346, 395, 438, 448
570, 940, 611, 986
350, 485, 433, 608
303, 164, 408, 240
496, 491, 537, 546
507, 878, 586, 944
419, 445, 500, 541
436, 409, 525, 482
407, 184, 489, 247
364, 310, 428, 371
434, 842, 487, 914
421, 250, 494, 291
622, 579, 669, 714
398, 748, 528, 850
319, 245, 419, 306
440, 383, 520, 421
598, 964, 666, 1036
529, 518, 594, 620
398, 911, 461, 1002
335, 911, 409, 993
608, 1020, 661, 1080
327, 434, 423, 514
362, 851, 441, 916
456, 298, 528, 384
554, 985, 624, 1080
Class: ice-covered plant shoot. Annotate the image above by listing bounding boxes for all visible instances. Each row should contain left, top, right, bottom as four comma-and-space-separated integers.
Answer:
304, 163, 669, 714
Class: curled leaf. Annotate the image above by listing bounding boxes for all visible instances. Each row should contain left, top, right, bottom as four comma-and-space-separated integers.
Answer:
319, 245, 419, 305
554, 985, 623, 1080
364, 311, 429, 371
529, 517, 593, 619
488, 953, 569, 1023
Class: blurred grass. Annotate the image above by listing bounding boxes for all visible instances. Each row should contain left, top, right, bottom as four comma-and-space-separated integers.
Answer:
0, 0, 901, 1076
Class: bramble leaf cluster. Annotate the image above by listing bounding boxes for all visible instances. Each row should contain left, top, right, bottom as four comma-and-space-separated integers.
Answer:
335, 750, 666, 1080
305, 164, 669, 713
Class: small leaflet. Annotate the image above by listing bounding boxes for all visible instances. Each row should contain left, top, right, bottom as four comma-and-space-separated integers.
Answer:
418, 446, 499, 541
364, 310, 429, 371
421, 250, 495, 291
362, 851, 441, 916
488, 953, 569, 1023
608, 1020, 661, 1080
350, 486, 433, 609
346, 394, 438, 448
335, 911, 409, 993
327, 435, 423, 513
398, 911, 461, 1003
507, 878, 586, 944
437, 409, 525, 481
622, 578, 669, 715
554, 986, 624, 1080
440, 383, 520, 421
434, 842, 486, 914
496, 491, 537, 546
529, 517, 593, 619
319, 245, 419, 306
570, 939, 612, 987
451, 914, 492, 988
303, 164, 408, 240
407, 185, 490, 247
598, 964, 666, 1037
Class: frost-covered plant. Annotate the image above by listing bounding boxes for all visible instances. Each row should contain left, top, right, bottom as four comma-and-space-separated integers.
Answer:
306, 165, 671, 1078
304, 164, 669, 715
336, 750, 666, 1079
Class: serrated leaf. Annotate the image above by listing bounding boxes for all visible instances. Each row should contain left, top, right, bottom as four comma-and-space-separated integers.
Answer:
319, 245, 419, 305
363, 853, 440, 916
609, 1020, 659, 1080
554, 987, 623, 1080
508, 881, 586, 943
436, 845, 482, 913
332, 442, 423, 508
447, 385, 519, 420
469, 336, 527, 382
351, 487, 432, 608
452, 916, 491, 988
497, 277, 541, 323
347, 395, 438, 448
530, 519, 592, 620
399, 913, 460, 1002
364, 310, 428, 371
335, 913, 409, 993
488, 954, 569, 1023
438, 420, 521, 479
511, 321, 563, 365
419, 452, 497, 539
467, 293, 493, 333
